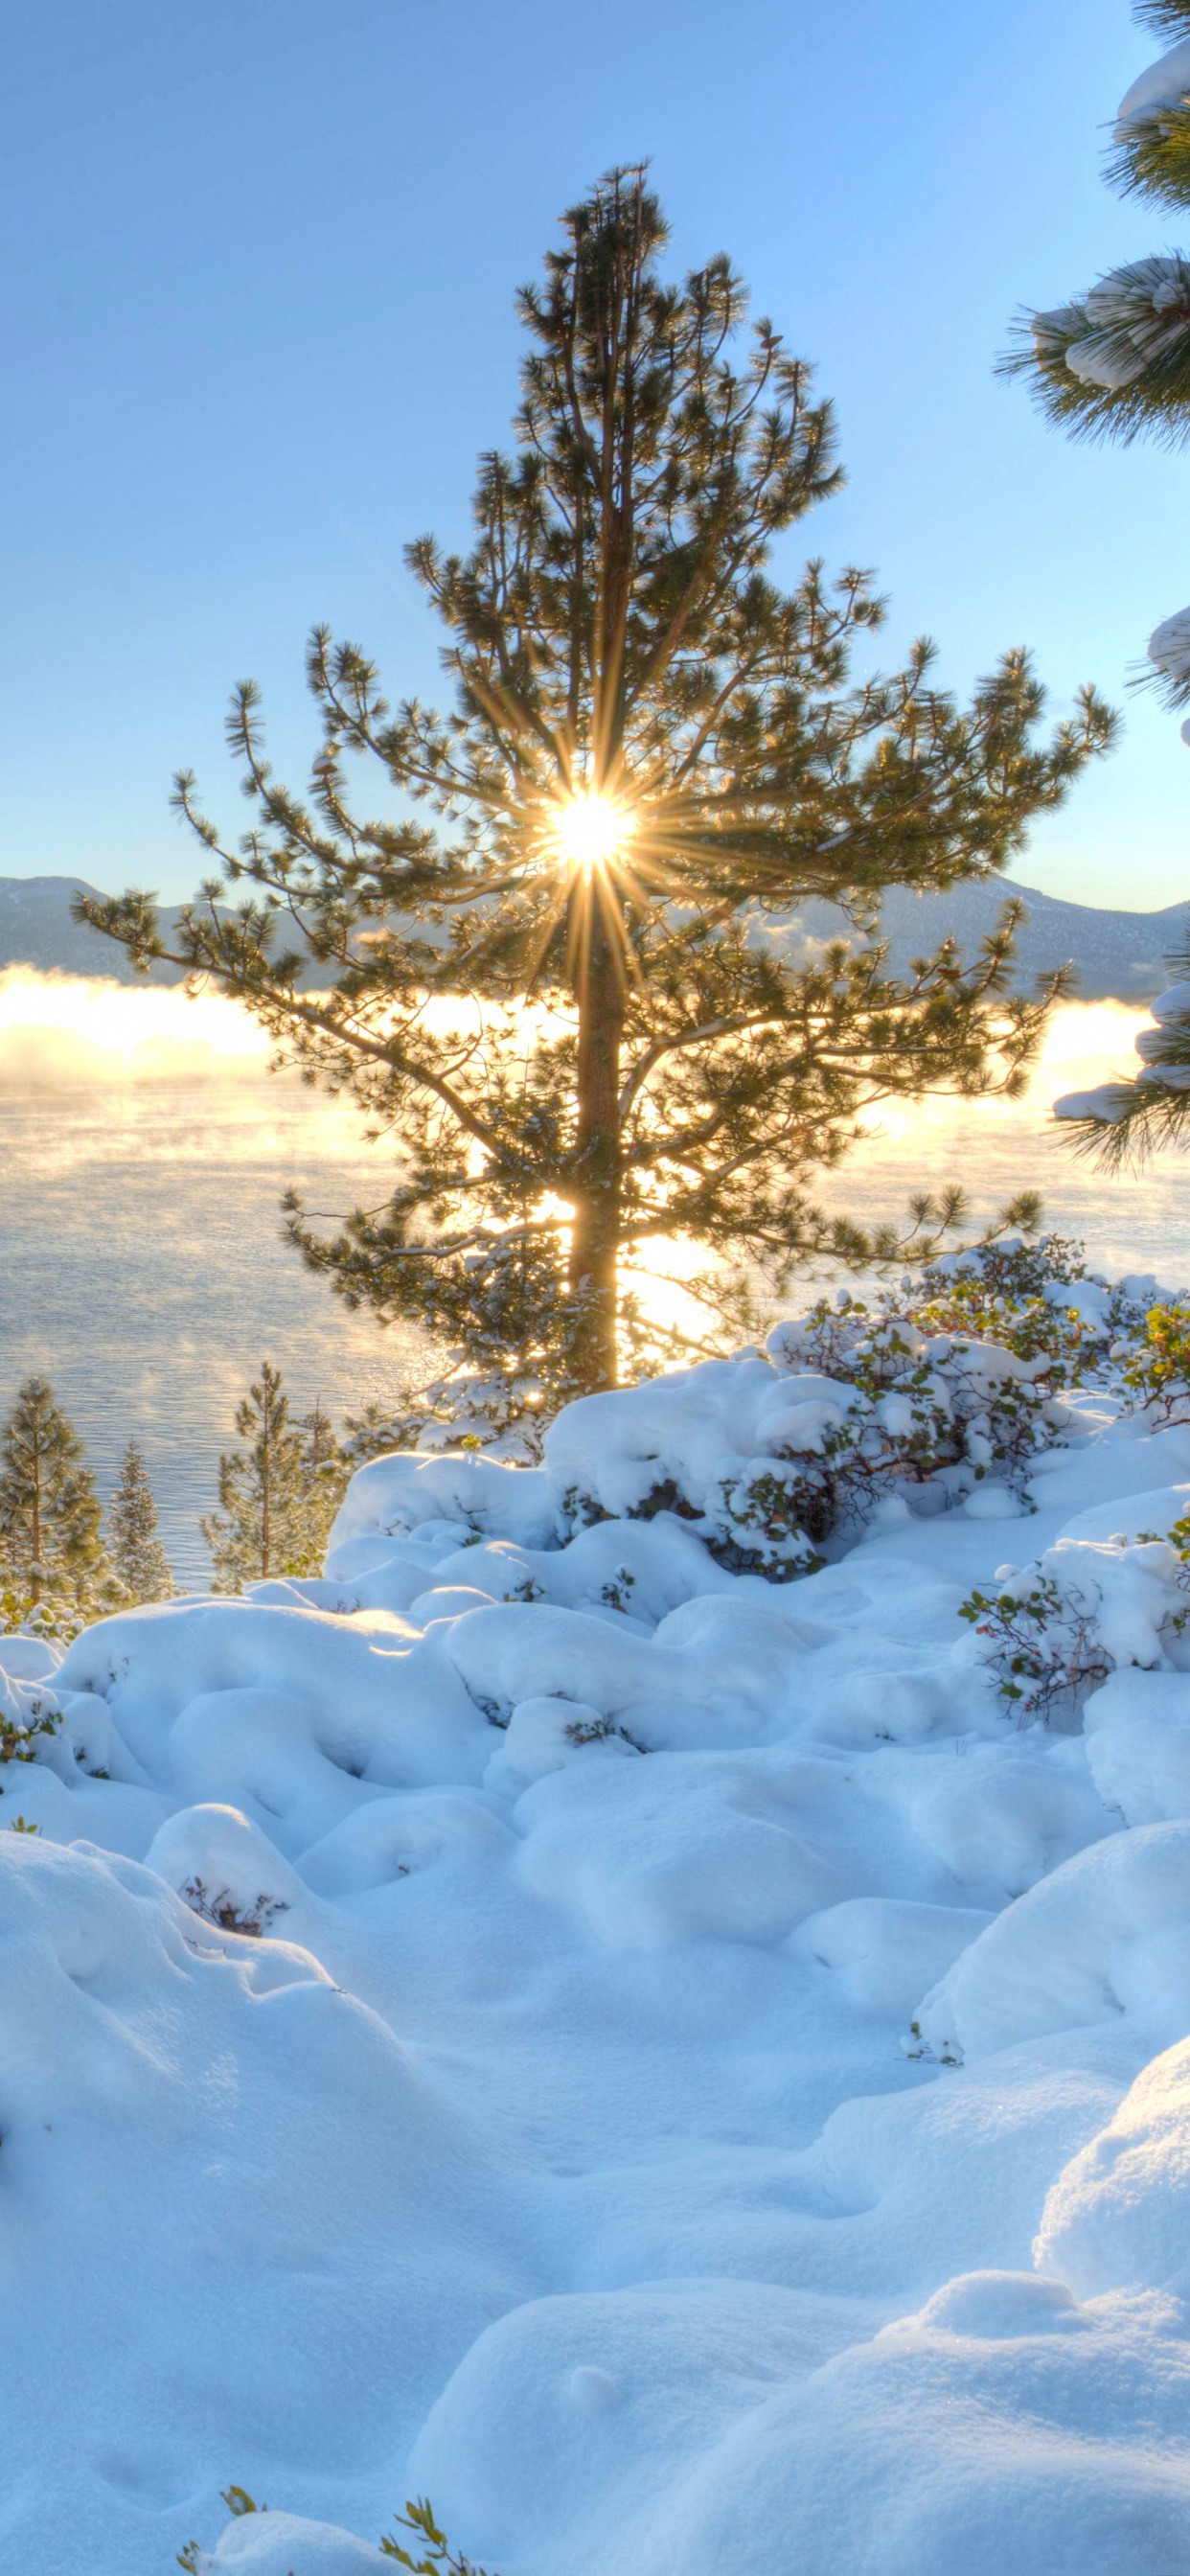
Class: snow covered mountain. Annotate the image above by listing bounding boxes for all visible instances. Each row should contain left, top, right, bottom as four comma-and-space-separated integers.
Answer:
0, 875, 188, 982
749, 875, 1190, 1000
0, 869, 1185, 1000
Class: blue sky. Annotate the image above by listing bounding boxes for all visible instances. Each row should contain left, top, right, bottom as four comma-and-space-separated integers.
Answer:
1, 0, 1186, 908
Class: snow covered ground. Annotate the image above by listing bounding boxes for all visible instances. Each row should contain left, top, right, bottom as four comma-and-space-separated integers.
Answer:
8, 1253, 1190, 2572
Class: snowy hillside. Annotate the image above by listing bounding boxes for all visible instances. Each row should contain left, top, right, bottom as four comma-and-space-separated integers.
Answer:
8, 1243, 1190, 2570
0, 870, 1185, 1000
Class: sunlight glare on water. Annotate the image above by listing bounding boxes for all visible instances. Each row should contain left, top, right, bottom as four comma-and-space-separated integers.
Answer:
823, 1000, 1182, 1277
0, 974, 1185, 1584
0, 972, 418, 1586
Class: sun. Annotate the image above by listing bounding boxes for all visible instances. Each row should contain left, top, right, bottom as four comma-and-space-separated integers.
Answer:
552, 792, 632, 874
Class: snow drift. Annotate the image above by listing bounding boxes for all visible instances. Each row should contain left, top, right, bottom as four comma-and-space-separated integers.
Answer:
9, 1245, 1190, 2571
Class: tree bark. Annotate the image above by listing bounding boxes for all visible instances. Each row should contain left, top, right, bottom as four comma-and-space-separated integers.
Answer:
569, 912, 624, 1392
30, 1432, 42, 1602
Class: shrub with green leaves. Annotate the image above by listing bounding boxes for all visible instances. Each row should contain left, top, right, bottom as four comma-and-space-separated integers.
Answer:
382, 2496, 499, 2571
959, 1571, 1116, 1722
960, 1514, 1190, 1722
174, 2488, 498, 2574
1114, 1299, 1190, 1422
0, 1581, 90, 1645
770, 1280, 1070, 1525
0, 1681, 61, 1769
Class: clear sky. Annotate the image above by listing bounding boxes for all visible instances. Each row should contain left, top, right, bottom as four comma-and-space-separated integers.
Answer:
1, 0, 1186, 908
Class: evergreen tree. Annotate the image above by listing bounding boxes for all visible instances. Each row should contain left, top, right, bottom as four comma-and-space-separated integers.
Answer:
1005, 2, 1190, 1164
106, 1438, 173, 1604
81, 170, 1113, 1399
1006, 1, 1190, 704
201, 1364, 342, 1590
0, 1377, 118, 1613
295, 1396, 350, 1564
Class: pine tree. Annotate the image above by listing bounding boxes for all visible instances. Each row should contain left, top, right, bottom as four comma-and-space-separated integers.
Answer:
0, 1377, 119, 1615
1004, 3, 1190, 1164
80, 170, 1114, 1401
201, 1364, 342, 1590
295, 1396, 350, 1565
107, 1438, 173, 1604
1005, 1, 1190, 692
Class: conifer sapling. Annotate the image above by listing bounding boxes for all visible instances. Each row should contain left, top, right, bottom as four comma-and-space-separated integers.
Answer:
201, 1365, 345, 1589
107, 1438, 174, 1605
0, 1376, 119, 1619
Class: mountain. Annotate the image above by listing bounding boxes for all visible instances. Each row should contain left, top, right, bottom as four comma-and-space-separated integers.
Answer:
0, 870, 1185, 1002
0, 877, 187, 983
746, 878, 1190, 1002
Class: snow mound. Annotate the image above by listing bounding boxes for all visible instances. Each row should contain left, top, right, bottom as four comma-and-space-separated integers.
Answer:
914, 1824, 1190, 2063
0, 1830, 530, 2570
1039, 2034, 1190, 2299
18, 1251, 1190, 2570
193, 2513, 385, 2570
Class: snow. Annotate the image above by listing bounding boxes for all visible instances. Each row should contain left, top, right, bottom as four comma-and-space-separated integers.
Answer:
1053, 1081, 1134, 1121
1067, 974, 1190, 1122
1046, 256, 1190, 390
1152, 979, 1190, 1025
1116, 36, 1190, 137
13, 1274, 1190, 2570
1149, 607, 1190, 689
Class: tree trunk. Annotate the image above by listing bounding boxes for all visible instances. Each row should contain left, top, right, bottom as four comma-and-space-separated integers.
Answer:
30, 1437, 42, 1603
261, 1435, 271, 1580
569, 915, 624, 1392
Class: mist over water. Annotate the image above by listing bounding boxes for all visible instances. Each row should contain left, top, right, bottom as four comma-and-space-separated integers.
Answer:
0, 974, 420, 1586
0, 974, 1184, 1587
826, 1000, 1190, 1282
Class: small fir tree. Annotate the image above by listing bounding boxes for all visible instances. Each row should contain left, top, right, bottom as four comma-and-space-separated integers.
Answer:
81, 170, 1114, 1404
0, 1376, 118, 1614
106, 1438, 173, 1604
201, 1365, 343, 1590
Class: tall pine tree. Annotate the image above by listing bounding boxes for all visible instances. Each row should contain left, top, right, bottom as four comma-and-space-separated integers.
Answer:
81, 170, 1114, 1397
107, 1439, 173, 1604
0, 1377, 118, 1614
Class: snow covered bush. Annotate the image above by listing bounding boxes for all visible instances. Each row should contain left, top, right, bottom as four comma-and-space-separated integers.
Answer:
175, 2490, 497, 2575
0, 1580, 91, 1644
0, 1675, 60, 1768
322, 1235, 1190, 1625
179, 1876, 289, 1938
1114, 1299, 1190, 1421
960, 1567, 1118, 1722
961, 1520, 1190, 1722
766, 1252, 1081, 1527
381, 2496, 500, 2572
177, 2487, 263, 2572
347, 1361, 553, 1470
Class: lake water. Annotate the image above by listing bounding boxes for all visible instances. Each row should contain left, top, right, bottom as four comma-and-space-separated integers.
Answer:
0, 974, 1185, 1586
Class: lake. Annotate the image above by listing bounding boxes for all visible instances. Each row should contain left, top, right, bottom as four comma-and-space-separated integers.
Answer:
0, 973, 1184, 1586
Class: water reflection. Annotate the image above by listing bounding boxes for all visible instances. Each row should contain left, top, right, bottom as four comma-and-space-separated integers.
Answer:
0, 975, 1181, 1586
